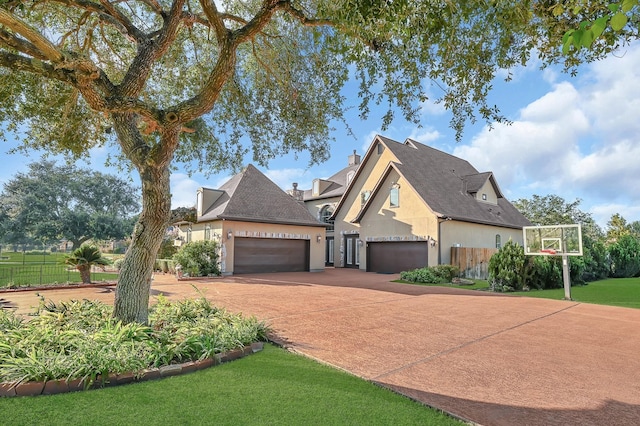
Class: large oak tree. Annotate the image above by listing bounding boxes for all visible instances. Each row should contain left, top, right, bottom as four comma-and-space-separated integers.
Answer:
0, 160, 139, 249
1, 0, 638, 323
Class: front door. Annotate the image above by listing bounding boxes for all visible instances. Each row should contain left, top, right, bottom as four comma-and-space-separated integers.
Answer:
325, 237, 334, 266
344, 234, 360, 269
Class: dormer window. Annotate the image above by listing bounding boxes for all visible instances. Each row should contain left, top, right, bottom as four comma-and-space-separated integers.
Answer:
346, 171, 355, 185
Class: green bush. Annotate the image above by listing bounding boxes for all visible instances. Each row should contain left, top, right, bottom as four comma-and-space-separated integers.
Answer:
608, 234, 640, 278
400, 265, 459, 284
488, 240, 529, 292
173, 240, 220, 277
0, 297, 268, 384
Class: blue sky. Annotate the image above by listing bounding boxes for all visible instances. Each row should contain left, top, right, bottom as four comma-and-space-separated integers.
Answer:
2, 42, 640, 229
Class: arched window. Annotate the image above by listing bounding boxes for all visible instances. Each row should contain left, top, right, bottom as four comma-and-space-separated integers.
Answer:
495, 234, 501, 249
319, 205, 334, 231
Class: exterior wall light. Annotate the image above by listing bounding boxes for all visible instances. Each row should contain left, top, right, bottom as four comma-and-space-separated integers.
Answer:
317, 234, 322, 243
227, 231, 233, 240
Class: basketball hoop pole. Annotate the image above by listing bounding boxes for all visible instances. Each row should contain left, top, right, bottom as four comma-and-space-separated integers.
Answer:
562, 255, 571, 300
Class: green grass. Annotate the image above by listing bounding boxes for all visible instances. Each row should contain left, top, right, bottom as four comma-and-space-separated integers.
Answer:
513, 277, 640, 309
0, 344, 461, 426
0, 251, 118, 287
395, 279, 491, 291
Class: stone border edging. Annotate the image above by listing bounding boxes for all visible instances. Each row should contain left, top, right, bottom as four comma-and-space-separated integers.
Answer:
0, 342, 264, 397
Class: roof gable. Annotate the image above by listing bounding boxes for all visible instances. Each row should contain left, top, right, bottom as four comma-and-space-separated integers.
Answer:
199, 164, 323, 227
334, 135, 530, 229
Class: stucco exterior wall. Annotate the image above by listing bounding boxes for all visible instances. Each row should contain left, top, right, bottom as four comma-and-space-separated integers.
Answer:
333, 141, 399, 267
356, 169, 439, 269
439, 221, 523, 264
476, 180, 498, 204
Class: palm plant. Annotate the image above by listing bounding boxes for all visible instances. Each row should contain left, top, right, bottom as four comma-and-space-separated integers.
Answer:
63, 244, 111, 284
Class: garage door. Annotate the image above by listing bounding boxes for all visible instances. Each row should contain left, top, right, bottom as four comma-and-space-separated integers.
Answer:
367, 241, 429, 273
233, 237, 310, 274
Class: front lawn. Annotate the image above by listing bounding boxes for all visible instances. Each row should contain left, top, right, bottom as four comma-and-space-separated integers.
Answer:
395, 279, 490, 291
0, 344, 461, 425
513, 277, 640, 309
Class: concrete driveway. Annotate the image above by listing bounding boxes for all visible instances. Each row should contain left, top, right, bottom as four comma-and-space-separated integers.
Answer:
4, 269, 640, 425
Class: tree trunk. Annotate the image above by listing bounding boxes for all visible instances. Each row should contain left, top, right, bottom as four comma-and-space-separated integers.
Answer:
78, 265, 91, 284
112, 116, 174, 324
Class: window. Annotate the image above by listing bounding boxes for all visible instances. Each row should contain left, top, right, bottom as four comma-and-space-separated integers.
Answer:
204, 225, 211, 240
361, 190, 371, 206
346, 171, 355, 185
496, 234, 501, 249
346, 238, 353, 265
482, 193, 487, 201
355, 240, 360, 265
377, 143, 384, 154
390, 186, 399, 208
328, 239, 334, 263
319, 205, 334, 231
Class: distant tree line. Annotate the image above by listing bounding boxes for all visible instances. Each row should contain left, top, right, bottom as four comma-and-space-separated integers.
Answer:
0, 161, 140, 251
490, 194, 640, 291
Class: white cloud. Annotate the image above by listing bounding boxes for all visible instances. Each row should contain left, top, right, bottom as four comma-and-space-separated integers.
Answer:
408, 127, 441, 144
264, 168, 312, 191
454, 42, 640, 224
171, 173, 200, 208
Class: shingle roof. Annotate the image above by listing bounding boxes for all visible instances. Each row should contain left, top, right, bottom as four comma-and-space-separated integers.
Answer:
199, 164, 324, 227
303, 163, 360, 200
354, 137, 530, 229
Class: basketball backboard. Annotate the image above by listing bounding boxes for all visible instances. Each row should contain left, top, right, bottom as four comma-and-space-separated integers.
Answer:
523, 224, 583, 256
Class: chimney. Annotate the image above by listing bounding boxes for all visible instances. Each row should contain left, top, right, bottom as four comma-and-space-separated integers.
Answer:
288, 182, 304, 202
348, 149, 360, 166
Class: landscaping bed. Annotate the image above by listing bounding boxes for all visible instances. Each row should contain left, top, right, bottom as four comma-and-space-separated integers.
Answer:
0, 297, 268, 395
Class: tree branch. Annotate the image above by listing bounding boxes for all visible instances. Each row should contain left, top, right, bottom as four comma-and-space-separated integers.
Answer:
118, 0, 186, 97
279, 2, 334, 27
0, 51, 71, 82
51, 0, 146, 42
198, 0, 229, 42
0, 8, 64, 62
0, 28, 49, 60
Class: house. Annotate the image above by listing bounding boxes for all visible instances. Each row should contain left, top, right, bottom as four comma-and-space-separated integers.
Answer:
175, 164, 326, 275
329, 135, 530, 273
288, 150, 361, 266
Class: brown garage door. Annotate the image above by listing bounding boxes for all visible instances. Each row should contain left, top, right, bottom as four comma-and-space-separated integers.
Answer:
233, 237, 310, 274
367, 241, 429, 273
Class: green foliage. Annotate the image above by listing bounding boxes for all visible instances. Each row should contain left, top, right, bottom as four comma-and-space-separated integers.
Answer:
579, 236, 610, 282
400, 265, 459, 284
172, 240, 220, 277
0, 161, 139, 248
0, 297, 268, 384
63, 244, 111, 284
608, 234, 640, 278
157, 238, 178, 260
488, 240, 530, 292
561, 0, 639, 54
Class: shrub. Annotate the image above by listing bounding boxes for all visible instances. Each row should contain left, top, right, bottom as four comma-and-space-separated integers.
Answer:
0, 297, 268, 384
608, 234, 640, 278
173, 240, 220, 277
400, 265, 459, 284
488, 240, 530, 292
